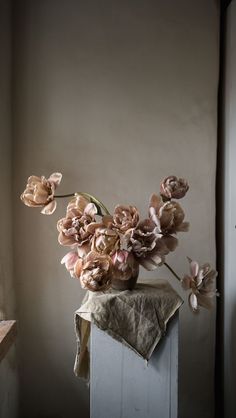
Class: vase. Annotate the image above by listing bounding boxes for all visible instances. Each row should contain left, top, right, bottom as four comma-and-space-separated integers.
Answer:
111, 273, 139, 291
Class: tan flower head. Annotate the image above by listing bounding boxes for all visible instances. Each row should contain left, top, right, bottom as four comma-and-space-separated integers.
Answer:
160, 176, 189, 200
20, 172, 62, 215
74, 251, 112, 291
149, 194, 189, 235
91, 227, 120, 255
111, 250, 139, 281
181, 258, 218, 312
57, 195, 97, 255
129, 219, 167, 270
113, 205, 139, 232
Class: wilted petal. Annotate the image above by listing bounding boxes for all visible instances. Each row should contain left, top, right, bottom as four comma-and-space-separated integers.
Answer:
161, 235, 178, 252
48, 172, 62, 187
149, 206, 160, 229
34, 184, 49, 204
74, 258, 83, 278
61, 251, 78, 269
41, 200, 57, 215
84, 202, 97, 218
149, 193, 162, 211
190, 260, 199, 278
58, 231, 76, 246
77, 243, 91, 258
189, 293, 198, 312
139, 257, 160, 271
181, 275, 192, 290
27, 175, 41, 185
139, 249, 163, 271
102, 215, 113, 227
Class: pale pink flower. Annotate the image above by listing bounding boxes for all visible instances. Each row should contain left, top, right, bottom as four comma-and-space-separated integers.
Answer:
149, 193, 189, 234
57, 195, 97, 255
61, 251, 79, 278
111, 250, 139, 281
113, 205, 139, 232
91, 227, 120, 255
160, 176, 189, 200
20, 172, 62, 215
74, 251, 112, 292
181, 258, 218, 312
129, 219, 177, 270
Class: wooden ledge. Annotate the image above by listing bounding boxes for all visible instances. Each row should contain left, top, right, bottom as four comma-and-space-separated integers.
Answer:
0, 320, 17, 363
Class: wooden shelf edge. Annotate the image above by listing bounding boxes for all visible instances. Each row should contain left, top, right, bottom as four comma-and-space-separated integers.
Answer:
0, 320, 17, 363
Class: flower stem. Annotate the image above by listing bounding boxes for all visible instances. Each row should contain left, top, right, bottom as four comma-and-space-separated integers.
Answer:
54, 193, 75, 198
164, 262, 181, 282
78, 192, 110, 215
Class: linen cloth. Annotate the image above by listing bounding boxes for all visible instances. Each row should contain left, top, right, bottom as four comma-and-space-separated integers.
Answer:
74, 279, 183, 380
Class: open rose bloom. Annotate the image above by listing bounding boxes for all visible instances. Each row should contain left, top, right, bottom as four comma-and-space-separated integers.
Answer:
20, 172, 218, 313
21, 172, 62, 215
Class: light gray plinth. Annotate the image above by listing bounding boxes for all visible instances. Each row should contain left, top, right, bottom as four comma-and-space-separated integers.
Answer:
90, 313, 179, 418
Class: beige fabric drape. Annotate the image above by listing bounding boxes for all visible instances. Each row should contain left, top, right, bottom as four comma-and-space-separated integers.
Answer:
74, 279, 183, 380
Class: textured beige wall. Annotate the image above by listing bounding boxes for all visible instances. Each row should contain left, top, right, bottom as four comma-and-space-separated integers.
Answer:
0, 0, 18, 417
12, 1, 219, 417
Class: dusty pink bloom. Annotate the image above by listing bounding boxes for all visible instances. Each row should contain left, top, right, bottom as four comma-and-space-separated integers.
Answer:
61, 251, 79, 278
74, 251, 112, 291
129, 219, 175, 270
149, 194, 189, 235
111, 250, 139, 281
113, 205, 139, 232
57, 195, 97, 255
160, 176, 189, 200
91, 227, 120, 255
181, 258, 218, 312
20, 172, 62, 215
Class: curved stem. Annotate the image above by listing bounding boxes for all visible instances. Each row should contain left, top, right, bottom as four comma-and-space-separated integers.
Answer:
78, 192, 110, 215
54, 193, 75, 198
164, 262, 181, 282
54, 191, 110, 216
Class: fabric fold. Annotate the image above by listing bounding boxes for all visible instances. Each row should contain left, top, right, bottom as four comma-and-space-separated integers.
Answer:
74, 279, 183, 380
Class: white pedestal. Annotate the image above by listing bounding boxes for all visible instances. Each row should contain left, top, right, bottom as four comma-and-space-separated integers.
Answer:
90, 313, 179, 418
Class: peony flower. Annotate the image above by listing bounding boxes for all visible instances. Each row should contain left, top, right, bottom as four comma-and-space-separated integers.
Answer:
20, 172, 62, 215
149, 193, 189, 235
129, 219, 170, 270
91, 227, 120, 255
113, 205, 139, 233
111, 250, 139, 281
57, 195, 97, 255
160, 175, 189, 200
61, 251, 79, 278
74, 251, 112, 291
181, 258, 218, 312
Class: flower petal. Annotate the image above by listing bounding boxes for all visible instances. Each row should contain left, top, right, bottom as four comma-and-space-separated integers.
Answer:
48, 172, 62, 187
189, 293, 198, 312
61, 251, 79, 269
149, 193, 162, 211
41, 200, 57, 215
181, 275, 191, 290
84, 202, 97, 218
190, 260, 199, 278
161, 235, 178, 252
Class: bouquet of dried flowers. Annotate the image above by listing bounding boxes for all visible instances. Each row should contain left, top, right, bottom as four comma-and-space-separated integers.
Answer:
21, 173, 218, 313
